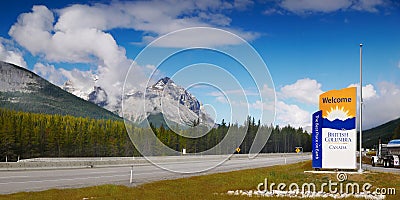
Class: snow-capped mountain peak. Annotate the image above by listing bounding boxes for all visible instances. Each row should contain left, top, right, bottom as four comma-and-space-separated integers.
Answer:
62, 76, 213, 128
88, 86, 108, 107
152, 77, 172, 90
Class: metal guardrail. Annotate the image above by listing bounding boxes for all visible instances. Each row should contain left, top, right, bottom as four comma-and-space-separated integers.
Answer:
17, 157, 137, 162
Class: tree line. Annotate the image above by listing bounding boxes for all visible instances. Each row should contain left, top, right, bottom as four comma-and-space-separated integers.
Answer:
0, 109, 311, 161
138, 117, 311, 155
0, 108, 135, 161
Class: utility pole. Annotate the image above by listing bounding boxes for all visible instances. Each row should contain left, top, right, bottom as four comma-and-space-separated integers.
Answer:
359, 43, 363, 173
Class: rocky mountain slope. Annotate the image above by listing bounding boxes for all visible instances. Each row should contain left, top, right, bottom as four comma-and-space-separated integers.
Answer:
64, 76, 213, 128
0, 61, 120, 120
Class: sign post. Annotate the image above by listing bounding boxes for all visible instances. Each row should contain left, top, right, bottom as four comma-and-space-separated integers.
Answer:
130, 165, 134, 184
295, 147, 303, 153
236, 147, 241, 153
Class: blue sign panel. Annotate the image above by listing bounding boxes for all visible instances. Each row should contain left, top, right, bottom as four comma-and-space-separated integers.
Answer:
312, 110, 322, 168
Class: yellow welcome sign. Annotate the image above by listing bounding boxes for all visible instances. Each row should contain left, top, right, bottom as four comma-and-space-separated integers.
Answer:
313, 87, 357, 169
319, 87, 356, 121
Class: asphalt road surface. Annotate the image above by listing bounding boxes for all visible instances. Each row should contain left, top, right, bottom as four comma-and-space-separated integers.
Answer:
363, 163, 400, 174
0, 153, 310, 194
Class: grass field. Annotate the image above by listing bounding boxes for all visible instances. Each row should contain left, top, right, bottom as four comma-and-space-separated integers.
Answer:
1, 161, 399, 200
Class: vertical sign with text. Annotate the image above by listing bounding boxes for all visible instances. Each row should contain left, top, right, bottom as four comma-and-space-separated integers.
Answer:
313, 87, 357, 169
312, 110, 322, 168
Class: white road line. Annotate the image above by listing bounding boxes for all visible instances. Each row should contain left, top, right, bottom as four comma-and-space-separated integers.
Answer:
0, 174, 128, 185
0, 169, 173, 185
87, 170, 128, 174
0, 175, 29, 179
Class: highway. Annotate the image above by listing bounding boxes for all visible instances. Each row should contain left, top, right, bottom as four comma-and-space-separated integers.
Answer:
363, 163, 400, 174
0, 153, 310, 194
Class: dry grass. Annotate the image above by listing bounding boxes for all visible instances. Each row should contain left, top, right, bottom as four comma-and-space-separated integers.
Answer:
0, 161, 399, 200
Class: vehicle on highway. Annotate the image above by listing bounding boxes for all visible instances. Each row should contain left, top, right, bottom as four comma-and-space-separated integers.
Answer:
371, 139, 400, 168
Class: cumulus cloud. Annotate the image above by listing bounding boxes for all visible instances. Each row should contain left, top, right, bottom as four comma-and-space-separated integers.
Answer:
339, 82, 400, 129
54, 0, 258, 46
352, 0, 386, 12
280, 78, 323, 105
59, 68, 97, 94
0, 38, 27, 68
8, 6, 54, 56
275, 79, 313, 128
9, 5, 130, 67
363, 82, 400, 129
33, 63, 66, 85
8, 1, 260, 108
33, 62, 97, 96
263, 8, 285, 15
280, 0, 352, 13
348, 83, 377, 100
9, 5, 142, 107
250, 84, 276, 111
277, 0, 387, 14
275, 100, 310, 128
234, 0, 254, 11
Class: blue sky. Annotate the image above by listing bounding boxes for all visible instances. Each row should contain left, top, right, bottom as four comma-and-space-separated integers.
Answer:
0, 0, 399, 130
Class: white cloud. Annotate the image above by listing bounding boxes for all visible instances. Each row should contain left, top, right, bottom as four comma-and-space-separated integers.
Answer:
198, 12, 232, 26
275, 100, 310, 128
53, 0, 257, 46
234, 0, 254, 11
280, 78, 323, 105
8, 5, 140, 107
263, 8, 285, 15
250, 84, 276, 111
279, 0, 387, 14
377, 81, 400, 96
59, 68, 96, 93
352, 0, 385, 12
0, 38, 27, 68
280, 0, 352, 13
275, 79, 313, 128
33, 63, 66, 85
348, 83, 377, 100
32, 62, 98, 95
363, 84, 377, 99
363, 82, 400, 129
8, 1, 260, 107
54, 4, 130, 31
9, 6, 130, 67
8, 6, 54, 56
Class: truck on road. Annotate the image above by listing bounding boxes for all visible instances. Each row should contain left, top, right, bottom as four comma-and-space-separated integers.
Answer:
371, 139, 400, 168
